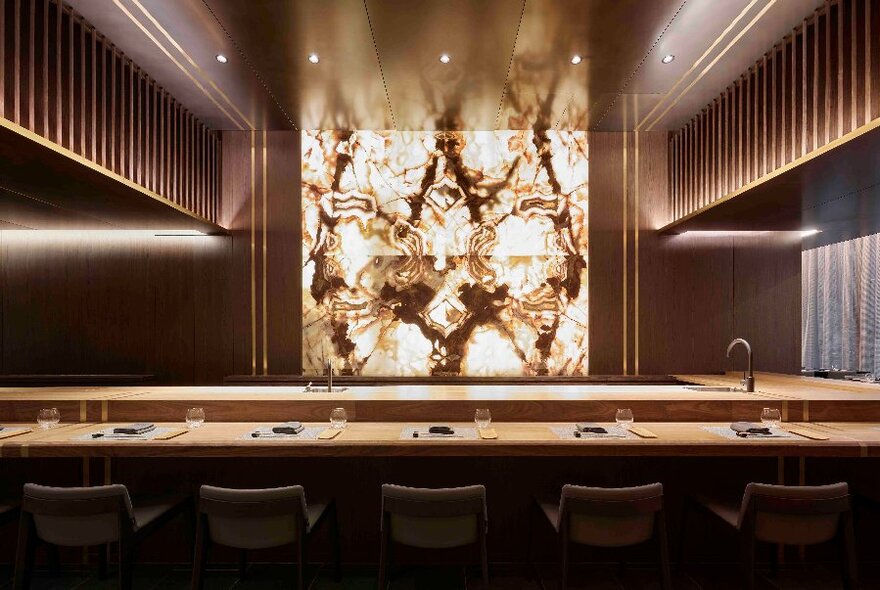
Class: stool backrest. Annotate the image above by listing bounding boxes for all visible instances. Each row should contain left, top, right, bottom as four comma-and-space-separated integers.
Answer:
739, 482, 850, 545
381, 484, 487, 549
22, 483, 134, 547
559, 483, 663, 548
198, 485, 308, 550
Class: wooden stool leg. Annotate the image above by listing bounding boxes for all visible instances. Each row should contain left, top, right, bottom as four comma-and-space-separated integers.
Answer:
559, 536, 569, 590
238, 549, 247, 580
118, 540, 134, 590
330, 502, 342, 582
191, 516, 209, 590
657, 511, 673, 590
479, 520, 489, 587
841, 511, 859, 590
377, 521, 389, 590
13, 513, 35, 590
740, 534, 756, 590
295, 528, 306, 590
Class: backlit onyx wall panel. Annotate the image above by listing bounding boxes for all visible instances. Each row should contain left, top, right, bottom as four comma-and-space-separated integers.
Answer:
301, 130, 589, 377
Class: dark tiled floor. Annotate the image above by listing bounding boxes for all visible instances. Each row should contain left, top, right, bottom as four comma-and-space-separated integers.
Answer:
1, 561, 878, 590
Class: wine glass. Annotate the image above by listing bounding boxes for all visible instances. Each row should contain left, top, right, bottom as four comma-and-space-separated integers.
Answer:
474, 409, 492, 429
760, 407, 781, 429
330, 408, 348, 429
37, 408, 60, 430
615, 408, 634, 430
185, 408, 205, 429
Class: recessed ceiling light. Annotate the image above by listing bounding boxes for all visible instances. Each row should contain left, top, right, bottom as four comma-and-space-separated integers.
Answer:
215, 54, 228, 64
308, 53, 320, 64
661, 54, 675, 64
570, 55, 583, 65
439, 54, 451, 64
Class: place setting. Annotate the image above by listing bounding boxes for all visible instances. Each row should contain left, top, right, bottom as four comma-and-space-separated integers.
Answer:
552, 409, 658, 440
702, 408, 829, 441
75, 408, 208, 442
244, 407, 349, 441
400, 409, 498, 441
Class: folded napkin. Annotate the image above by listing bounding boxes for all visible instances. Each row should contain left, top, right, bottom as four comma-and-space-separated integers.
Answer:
272, 422, 304, 435
730, 422, 772, 435
113, 423, 156, 435
576, 422, 608, 434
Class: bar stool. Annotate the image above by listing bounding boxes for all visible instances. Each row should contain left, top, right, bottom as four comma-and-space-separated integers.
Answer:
14, 483, 190, 590
378, 484, 488, 589
531, 483, 670, 590
681, 482, 858, 590
191, 485, 340, 590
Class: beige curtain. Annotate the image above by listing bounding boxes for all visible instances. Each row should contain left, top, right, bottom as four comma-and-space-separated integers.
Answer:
802, 233, 880, 374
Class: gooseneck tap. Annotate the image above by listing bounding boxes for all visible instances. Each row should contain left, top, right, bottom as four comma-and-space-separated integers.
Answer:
727, 338, 754, 392
327, 358, 333, 393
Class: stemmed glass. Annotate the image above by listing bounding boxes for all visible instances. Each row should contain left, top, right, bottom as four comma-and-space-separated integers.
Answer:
37, 408, 60, 429
474, 409, 492, 430
330, 408, 348, 429
760, 408, 781, 429
615, 408, 634, 430
185, 408, 206, 429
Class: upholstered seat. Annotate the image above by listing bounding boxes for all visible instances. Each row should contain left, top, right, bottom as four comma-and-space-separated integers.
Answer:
532, 483, 670, 590
14, 484, 190, 590
192, 485, 339, 590
682, 482, 857, 590
378, 484, 489, 588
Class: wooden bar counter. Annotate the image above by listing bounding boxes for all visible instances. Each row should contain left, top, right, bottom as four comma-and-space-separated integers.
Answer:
0, 421, 875, 458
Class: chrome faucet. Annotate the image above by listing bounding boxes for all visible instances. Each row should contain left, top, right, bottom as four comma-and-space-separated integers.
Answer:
727, 338, 755, 392
326, 358, 333, 393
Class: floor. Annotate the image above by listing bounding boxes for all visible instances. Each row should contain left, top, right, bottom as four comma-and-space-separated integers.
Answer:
0, 561, 876, 590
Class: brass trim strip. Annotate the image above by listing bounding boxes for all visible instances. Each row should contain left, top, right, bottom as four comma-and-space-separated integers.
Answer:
109, 0, 247, 130
80, 400, 87, 422
634, 128, 639, 375
250, 130, 257, 375
803, 400, 809, 422
0, 116, 221, 230
659, 115, 880, 232
637, 0, 764, 130
126, 0, 254, 130
262, 129, 268, 375
101, 400, 108, 422
644, 0, 778, 131
622, 123, 628, 375
21, 444, 28, 458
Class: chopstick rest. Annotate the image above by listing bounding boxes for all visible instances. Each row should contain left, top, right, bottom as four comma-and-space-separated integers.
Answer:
628, 426, 658, 439
478, 428, 498, 440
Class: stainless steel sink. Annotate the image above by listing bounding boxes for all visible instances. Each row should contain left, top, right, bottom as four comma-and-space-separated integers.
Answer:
303, 385, 348, 393
683, 385, 739, 392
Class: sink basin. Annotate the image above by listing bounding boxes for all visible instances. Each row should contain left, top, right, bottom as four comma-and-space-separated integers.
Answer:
303, 386, 348, 393
683, 385, 739, 392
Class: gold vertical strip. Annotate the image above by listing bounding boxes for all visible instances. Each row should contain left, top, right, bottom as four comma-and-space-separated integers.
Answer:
837, 0, 843, 138
763, 54, 768, 176
634, 127, 639, 376
27, 0, 33, 130
42, 0, 48, 136
825, 4, 831, 145
13, 0, 20, 124
67, 9, 72, 149
79, 400, 86, 422
100, 400, 107, 422
622, 123, 628, 375
791, 33, 797, 162
866, 0, 871, 122
850, 0, 856, 131
0, 0, 4, 116
250, 130, 257, 376
262, 129, 268, 375
771, 49, 777, 171
781, 37, 787, 163
812, 12, 818, 152
79, 23, 85, 155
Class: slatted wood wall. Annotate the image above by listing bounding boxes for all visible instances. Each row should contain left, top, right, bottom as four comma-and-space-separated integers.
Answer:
669, 0, 880, 223
0, 0, 220, 222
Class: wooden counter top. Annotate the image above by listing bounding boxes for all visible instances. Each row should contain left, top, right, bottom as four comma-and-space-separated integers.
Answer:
679, 371, 880, 399
1, 421, 874, 459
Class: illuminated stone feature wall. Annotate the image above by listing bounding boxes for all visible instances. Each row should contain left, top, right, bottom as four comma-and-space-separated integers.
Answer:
301, 130, 588, 376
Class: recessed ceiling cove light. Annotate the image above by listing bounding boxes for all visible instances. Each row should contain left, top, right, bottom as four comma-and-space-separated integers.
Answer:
308, 53, 320, 64
661, 54, 675, 64
439, 54, 451, 64
215, 54, 228, 64
570, 54, 583, 65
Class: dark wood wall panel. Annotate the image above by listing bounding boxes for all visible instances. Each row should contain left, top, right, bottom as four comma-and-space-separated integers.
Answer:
592, 131, 801, 376
0, 232, 232, 383
669, 0, 880, 225
0, 0, 220, 224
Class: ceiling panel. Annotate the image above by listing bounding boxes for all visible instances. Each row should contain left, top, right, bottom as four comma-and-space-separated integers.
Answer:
498, 0, 683, 131
365, 0, 523, 130
203, 0, 391, 130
